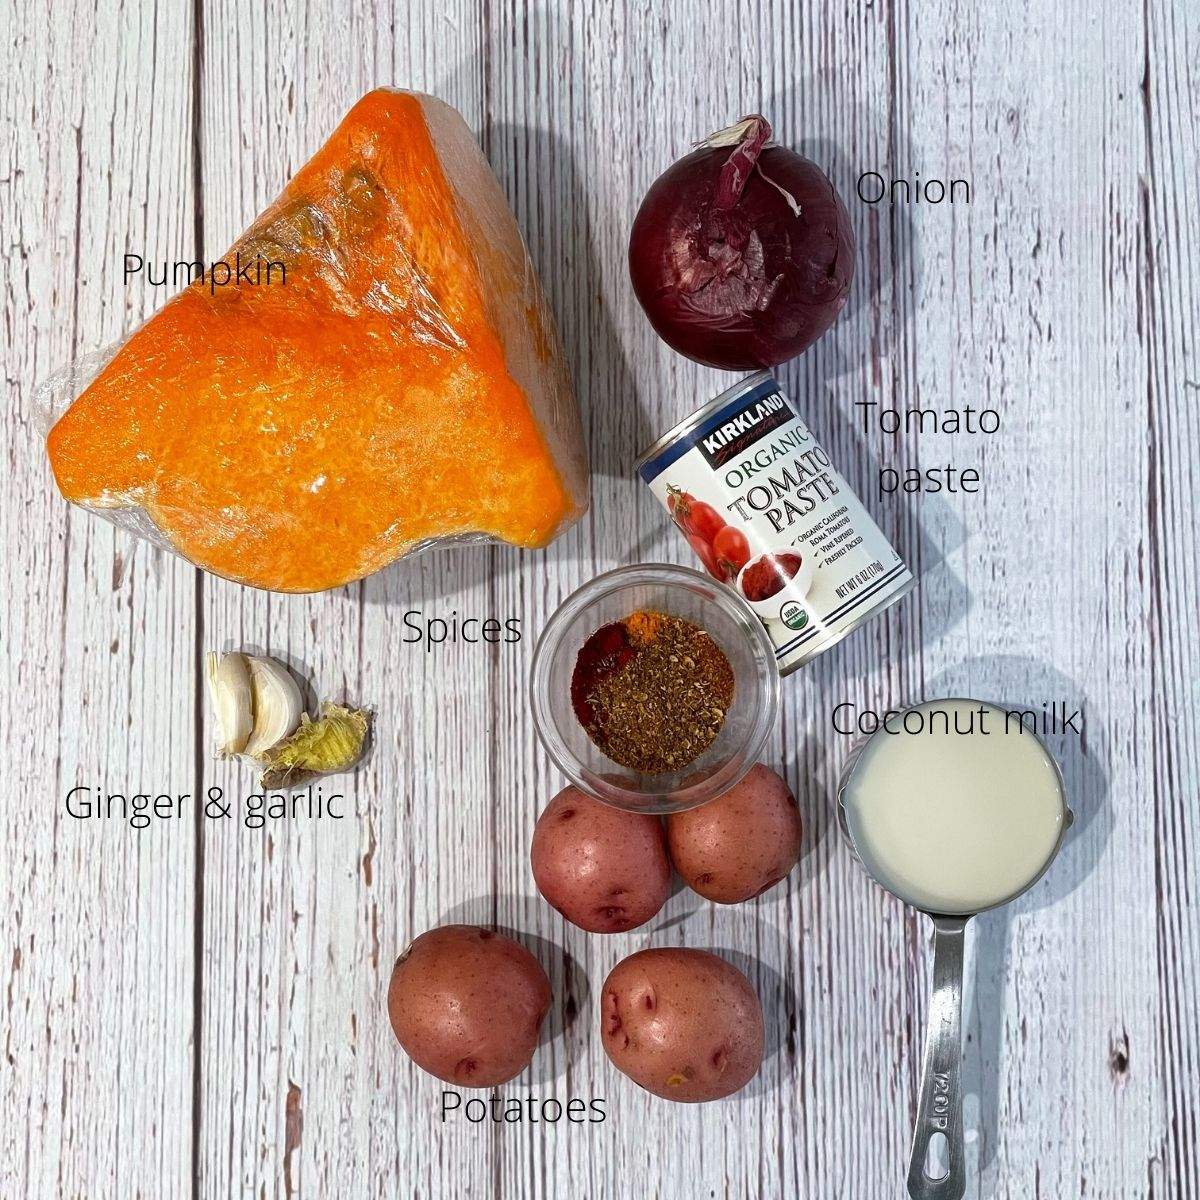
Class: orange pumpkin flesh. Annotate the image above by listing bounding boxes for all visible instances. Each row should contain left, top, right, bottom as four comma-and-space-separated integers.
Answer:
47, 90, 585, 592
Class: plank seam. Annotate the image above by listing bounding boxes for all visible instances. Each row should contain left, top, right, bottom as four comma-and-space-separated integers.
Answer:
189, 0, 207, 1195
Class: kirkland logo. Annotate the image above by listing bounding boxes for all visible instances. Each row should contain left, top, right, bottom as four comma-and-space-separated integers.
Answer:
698, 390, 795, 468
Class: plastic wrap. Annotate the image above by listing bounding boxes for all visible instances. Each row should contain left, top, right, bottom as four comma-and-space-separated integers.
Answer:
42, 89, 589, 593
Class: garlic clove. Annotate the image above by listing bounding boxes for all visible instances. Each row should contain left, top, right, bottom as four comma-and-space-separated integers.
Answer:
243, 655, 304, 759
205, 651, 254, 756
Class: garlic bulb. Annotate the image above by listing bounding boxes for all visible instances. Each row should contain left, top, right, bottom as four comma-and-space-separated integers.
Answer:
205, 652, 253, 755
243, 655, 304, 759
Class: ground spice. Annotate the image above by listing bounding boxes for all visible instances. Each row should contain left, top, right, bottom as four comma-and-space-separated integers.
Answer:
571, 609, 735, 775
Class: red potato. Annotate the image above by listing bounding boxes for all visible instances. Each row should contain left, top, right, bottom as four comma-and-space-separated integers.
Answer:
601, 948, 763, 1102
667, 764, 801, 903
387, 925, 551, 1087
531, 786, 672, 933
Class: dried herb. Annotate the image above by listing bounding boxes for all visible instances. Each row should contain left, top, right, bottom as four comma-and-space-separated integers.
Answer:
571, 610, 735, 774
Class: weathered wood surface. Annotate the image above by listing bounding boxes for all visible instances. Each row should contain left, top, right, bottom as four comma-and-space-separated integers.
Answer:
2, 1, 1197, 1198
2, 1, 199, 1197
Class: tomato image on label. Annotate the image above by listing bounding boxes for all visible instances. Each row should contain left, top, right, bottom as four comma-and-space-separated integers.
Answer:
668, 485, 733, 580
667, 486, 725, 544
712, 526, 751, 580
688, 503, 726, 546
686, 532, 722, 578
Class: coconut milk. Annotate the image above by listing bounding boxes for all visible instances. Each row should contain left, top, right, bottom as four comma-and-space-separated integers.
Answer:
841, 699, 1065, 914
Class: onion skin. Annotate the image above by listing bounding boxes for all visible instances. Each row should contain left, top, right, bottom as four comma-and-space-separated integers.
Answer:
629, 117, 855, 370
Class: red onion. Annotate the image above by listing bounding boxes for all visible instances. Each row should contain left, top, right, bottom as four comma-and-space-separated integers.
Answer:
629, 115, 855, 371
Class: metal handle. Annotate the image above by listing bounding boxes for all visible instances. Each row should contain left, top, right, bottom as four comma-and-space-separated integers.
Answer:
907, 915, 968, 1200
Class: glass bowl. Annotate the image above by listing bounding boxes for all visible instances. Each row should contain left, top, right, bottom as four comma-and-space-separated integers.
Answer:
530, 563, 780, 813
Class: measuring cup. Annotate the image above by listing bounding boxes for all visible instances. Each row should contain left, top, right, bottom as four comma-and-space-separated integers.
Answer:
835, 698, 1072, 1200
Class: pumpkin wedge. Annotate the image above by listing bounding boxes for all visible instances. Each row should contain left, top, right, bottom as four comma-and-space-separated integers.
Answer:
46, 89, 588, 592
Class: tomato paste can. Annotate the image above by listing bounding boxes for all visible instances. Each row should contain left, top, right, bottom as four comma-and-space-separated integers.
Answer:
635, 370, 914, 676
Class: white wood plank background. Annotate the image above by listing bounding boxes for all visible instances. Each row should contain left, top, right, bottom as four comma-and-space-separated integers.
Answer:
3, 1, 1197, 1197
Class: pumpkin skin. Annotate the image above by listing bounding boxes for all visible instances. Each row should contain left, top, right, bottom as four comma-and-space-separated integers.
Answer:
47, 89, 587, 592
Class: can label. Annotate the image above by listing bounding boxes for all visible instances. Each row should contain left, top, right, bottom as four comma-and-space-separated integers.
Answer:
638, 375, 913, 674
